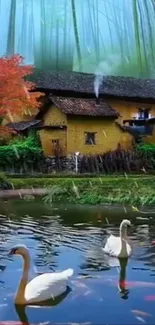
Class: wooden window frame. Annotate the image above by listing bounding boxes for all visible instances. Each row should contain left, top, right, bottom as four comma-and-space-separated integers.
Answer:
137, 108, 150, 119
84, 132, 96, 145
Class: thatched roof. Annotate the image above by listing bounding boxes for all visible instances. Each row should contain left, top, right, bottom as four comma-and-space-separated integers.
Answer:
28, 70, 155, 100
50, 96, 119, 117
7, 120, 41, 131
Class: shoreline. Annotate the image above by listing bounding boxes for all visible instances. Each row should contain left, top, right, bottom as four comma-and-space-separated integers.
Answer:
0, 176, 154, 205
0, 188, 48, 198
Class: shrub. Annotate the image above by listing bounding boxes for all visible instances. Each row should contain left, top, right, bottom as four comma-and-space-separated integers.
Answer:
0, 172, 12, 190
137, 143, 155, 155
0, 135, 44, 172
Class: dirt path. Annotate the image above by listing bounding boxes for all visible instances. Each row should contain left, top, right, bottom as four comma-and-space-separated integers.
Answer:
0, 188, 48, 198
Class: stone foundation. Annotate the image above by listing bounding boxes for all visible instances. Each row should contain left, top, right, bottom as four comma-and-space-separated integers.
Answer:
45, 154, 83, 173
44, 149, 150, 174
2, 149, 153, 175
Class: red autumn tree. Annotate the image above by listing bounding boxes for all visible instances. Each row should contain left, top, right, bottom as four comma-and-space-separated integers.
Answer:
0, 54, 43, 136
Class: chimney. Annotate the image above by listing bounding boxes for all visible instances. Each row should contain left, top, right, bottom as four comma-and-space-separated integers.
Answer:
96, 96, 100, 105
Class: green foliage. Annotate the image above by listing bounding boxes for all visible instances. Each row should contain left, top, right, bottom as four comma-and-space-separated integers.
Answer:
137, 143, 155, 154
0, 135, 43, 171
136, 144, 155, 170
9, 175, 155, 206
43, 185, 68, 204
0, 172, 12, 189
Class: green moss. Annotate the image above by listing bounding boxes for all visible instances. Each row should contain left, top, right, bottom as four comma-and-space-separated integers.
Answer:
7, 176, 155, 206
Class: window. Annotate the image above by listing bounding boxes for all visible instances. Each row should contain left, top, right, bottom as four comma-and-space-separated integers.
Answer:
52, 139, 59, 146
137, 108, 150, 119
85, 132, 96, 145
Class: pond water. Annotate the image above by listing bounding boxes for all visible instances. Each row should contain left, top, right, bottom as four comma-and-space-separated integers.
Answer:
0, 199, 155, 324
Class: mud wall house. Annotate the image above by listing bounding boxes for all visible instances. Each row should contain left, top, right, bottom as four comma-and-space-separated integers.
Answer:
29, 71, 155, 146
7, 71, 155, 155
35, 96, 133, 156
102, 77, 155, 123
103, 76, 155, 141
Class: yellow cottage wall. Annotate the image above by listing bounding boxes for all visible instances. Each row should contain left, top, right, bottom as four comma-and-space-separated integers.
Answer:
66, 116, 133, 155
39, 129, 67, 156
39, 105, 67, 156
107, 99, 155, 124
42, 105, 67, 126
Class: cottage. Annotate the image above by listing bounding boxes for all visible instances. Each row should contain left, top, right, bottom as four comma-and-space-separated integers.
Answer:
6, 70, 155, 156
28, 70, 155, 125
35, 96, 132, 156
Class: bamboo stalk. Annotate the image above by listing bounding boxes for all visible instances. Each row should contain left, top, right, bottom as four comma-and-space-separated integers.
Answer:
63, 0, 67, 65
95, 0, 100, 61
71, 0, 82, 71
103, 0, 114, 51
6, 0, 16, 56
20, 0, 28, 57
132, 0, 143, 73
122, 0, 131, 59
87, 0, 99, 62
40, 0, 46, 68
137, 0, 149, 75
28, 2, 34, 63
56, 18, 59, 71
112, 1, 124, 66
143, 0, 155, 66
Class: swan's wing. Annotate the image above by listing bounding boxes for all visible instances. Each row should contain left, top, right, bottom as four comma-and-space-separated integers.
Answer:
25, 269, 73, 303
102, 235, 121, 257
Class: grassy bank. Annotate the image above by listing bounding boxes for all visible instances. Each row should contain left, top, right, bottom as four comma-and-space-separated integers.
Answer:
7, 176, 155, 206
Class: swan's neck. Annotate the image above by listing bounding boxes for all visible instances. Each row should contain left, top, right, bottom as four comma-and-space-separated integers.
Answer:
119, 225, 128, 257
15, 253, 30, 304
120, 225, 127, 240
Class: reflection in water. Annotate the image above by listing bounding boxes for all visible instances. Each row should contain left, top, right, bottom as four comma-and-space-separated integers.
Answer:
15, 287, 71, 324
118, 258, 129, 299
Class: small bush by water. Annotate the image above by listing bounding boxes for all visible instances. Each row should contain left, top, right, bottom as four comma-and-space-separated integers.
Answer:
8, 176, 155, 206
0, 172, 12, 190
0, 135, 44, 173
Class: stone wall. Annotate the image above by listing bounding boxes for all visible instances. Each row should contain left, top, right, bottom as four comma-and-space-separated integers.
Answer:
44, 149, 149, 174
45, 154, 83, 173
3, 149, 155, 175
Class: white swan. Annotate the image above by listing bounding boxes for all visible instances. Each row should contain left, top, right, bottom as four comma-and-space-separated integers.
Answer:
9, 245, 74, 305
103, 219, 132, 258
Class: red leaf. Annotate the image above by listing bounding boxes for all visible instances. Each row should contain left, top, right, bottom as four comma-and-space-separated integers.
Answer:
0, 54, 44, 122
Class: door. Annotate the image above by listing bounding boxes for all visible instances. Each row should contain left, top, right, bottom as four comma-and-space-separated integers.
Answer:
51, 130, 67, 156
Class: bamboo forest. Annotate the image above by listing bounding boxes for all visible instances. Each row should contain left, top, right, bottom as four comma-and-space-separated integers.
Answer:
1, 0, 155, 78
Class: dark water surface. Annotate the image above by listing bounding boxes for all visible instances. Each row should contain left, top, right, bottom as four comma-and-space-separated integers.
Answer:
0, 199, 155, 324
